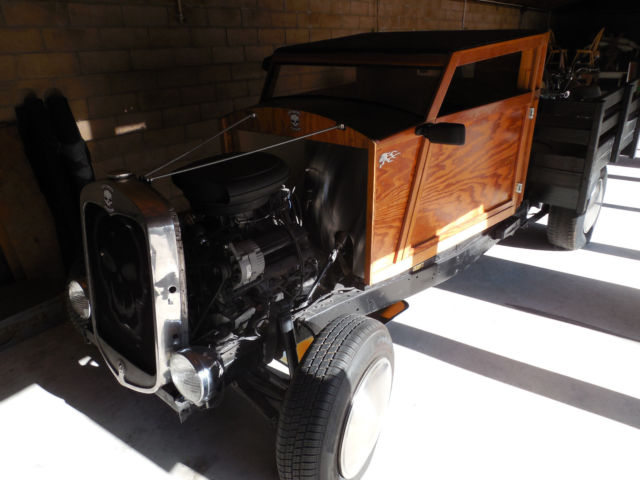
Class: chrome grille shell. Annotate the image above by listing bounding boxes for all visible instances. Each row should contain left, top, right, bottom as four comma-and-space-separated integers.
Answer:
80, 176, 188, 393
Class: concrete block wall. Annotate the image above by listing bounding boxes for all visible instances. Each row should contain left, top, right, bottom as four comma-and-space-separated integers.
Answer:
379, 0, 545, 31
0, 0, 546, 202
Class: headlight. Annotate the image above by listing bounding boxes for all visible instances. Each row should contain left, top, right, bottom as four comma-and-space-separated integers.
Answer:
67, 280, 91, 320
169, 348, 221, 406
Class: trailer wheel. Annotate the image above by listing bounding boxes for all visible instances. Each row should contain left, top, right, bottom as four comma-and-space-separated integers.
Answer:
547, 169, 607, 250
276, 314, 394, 480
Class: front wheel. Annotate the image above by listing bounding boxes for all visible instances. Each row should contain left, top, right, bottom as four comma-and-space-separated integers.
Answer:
547, 168, 607, 250
276, 314, 394, 480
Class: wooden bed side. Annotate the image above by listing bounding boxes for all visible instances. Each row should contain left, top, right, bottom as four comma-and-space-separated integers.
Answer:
367, 33, 548, 285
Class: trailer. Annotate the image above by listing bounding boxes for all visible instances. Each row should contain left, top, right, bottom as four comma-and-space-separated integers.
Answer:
526, 79, 640, 249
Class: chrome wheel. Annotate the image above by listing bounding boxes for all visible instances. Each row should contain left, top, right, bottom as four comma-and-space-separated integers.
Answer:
276, 314, 394, 480
339, 357, 393, 479
583, 177, 604, 234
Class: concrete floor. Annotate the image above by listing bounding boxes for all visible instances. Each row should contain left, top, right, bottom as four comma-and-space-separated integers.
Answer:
1, 162, 639, 480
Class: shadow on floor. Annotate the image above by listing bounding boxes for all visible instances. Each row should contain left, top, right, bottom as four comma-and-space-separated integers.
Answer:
437, 253, 640, 342
608, 174, 640, 183
612, 158, 640, 169
388, 322, 640, 429
0, 323, 278, 480
584, 242, 640, 261
497, 222, 556, 251
603, 203, 640, 214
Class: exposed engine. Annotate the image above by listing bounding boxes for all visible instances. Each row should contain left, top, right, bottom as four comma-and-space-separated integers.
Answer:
180, 189, 318, 347
75, 141, 368, 408
172, 151, 321, 372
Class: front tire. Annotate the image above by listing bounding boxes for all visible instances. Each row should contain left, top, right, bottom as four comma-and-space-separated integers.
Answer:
547, 168, 607, 250
276, 314, 394, 480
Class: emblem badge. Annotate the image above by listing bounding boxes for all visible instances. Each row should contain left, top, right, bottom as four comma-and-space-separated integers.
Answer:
378, 150, 400, 169
289, 110, 301, 131
103, 185, 114, 213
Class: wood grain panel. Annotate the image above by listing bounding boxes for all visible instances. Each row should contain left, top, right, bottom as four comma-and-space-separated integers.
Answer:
364, 143, 377, 286
368, 130, 421, 278
407, 96, 527, 252
220, 116, 234, 153
514, 42, 547, 205
410, 205, 515, 273
394, 137, 431, 263
518, 48, 535, 91
223, 107, 370, 149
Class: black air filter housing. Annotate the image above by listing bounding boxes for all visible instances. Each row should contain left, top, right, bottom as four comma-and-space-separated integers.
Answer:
172, 152, 289, 215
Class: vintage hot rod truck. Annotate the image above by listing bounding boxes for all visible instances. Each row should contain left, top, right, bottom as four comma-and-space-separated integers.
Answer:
66, 30, 559, 480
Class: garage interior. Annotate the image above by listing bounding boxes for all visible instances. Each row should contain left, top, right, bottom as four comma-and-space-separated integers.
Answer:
1, 0, 639, 479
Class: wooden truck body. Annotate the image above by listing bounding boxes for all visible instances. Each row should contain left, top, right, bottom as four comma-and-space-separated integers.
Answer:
223, 30, 549, 285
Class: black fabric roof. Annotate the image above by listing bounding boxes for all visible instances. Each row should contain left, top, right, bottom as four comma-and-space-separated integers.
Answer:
274, 30, 545, 57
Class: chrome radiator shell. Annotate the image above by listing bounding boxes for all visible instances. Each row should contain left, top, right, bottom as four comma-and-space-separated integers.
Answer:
80, 175, 188, 394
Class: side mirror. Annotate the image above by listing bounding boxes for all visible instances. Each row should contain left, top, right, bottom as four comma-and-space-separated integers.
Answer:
415, 123, 466, 145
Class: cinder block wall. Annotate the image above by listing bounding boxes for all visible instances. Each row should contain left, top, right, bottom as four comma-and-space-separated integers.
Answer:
0, 0, 546, 201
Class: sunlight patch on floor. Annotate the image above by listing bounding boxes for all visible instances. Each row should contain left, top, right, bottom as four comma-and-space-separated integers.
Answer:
486, 166, 640, 289
367, 163, 640, 478
366, 340, 640, 480
170, 463, 210, 480
484, 241, 640, 290
392, 287, 640, 400
0, 384, 172, 480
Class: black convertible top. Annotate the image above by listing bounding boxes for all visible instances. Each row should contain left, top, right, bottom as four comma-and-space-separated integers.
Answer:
273, 30, 545, 57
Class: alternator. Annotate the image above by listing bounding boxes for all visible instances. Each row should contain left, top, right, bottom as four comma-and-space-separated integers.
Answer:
228, 240, 265, 287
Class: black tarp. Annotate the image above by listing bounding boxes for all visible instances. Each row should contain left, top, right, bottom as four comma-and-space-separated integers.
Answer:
15, 92, 94, 272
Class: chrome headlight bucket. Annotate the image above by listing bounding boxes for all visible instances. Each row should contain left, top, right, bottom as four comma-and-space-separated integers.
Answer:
80, 173, 188, 394
170, 348, 222, 406
67, 280, 91, 320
